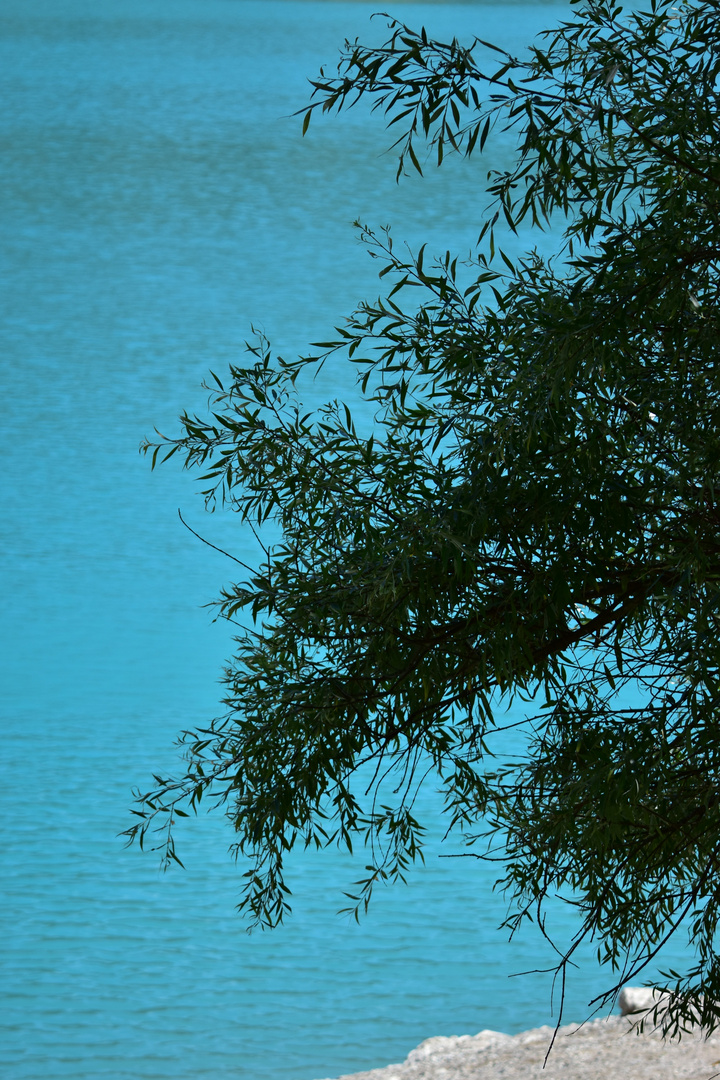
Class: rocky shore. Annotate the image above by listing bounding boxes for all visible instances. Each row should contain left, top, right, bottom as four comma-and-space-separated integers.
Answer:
317, 990, 720, 1080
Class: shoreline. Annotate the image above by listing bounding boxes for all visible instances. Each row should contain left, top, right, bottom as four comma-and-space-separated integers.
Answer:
316, 998, 720, 1080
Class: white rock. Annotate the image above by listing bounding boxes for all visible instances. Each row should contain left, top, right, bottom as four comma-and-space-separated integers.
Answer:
618, 986, 668, 1015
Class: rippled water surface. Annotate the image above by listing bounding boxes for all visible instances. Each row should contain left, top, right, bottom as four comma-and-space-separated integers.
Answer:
0, 2, 690, 1078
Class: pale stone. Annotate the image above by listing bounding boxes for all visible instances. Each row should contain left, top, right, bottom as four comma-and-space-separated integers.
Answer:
618, 985, 669, 1016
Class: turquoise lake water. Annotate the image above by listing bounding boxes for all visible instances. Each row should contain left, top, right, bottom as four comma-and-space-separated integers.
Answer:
1, 1, 693, 1078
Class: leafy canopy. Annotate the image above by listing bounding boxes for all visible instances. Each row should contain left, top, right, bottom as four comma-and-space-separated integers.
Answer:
127, 0, 720, 1034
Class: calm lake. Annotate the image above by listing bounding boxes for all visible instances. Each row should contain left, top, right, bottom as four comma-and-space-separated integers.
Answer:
0, 1, 690, 1078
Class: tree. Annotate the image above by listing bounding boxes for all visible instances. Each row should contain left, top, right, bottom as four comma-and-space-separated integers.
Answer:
127, 0, 720, 1036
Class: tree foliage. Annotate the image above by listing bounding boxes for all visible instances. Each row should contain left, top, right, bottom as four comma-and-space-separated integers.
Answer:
127, 0, 720, 1034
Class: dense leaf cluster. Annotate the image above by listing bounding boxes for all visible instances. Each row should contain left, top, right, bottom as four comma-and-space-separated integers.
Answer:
127, 0, 720, 1033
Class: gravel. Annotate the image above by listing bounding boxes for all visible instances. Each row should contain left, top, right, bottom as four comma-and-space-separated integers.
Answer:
316, 1011, 720, 1080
